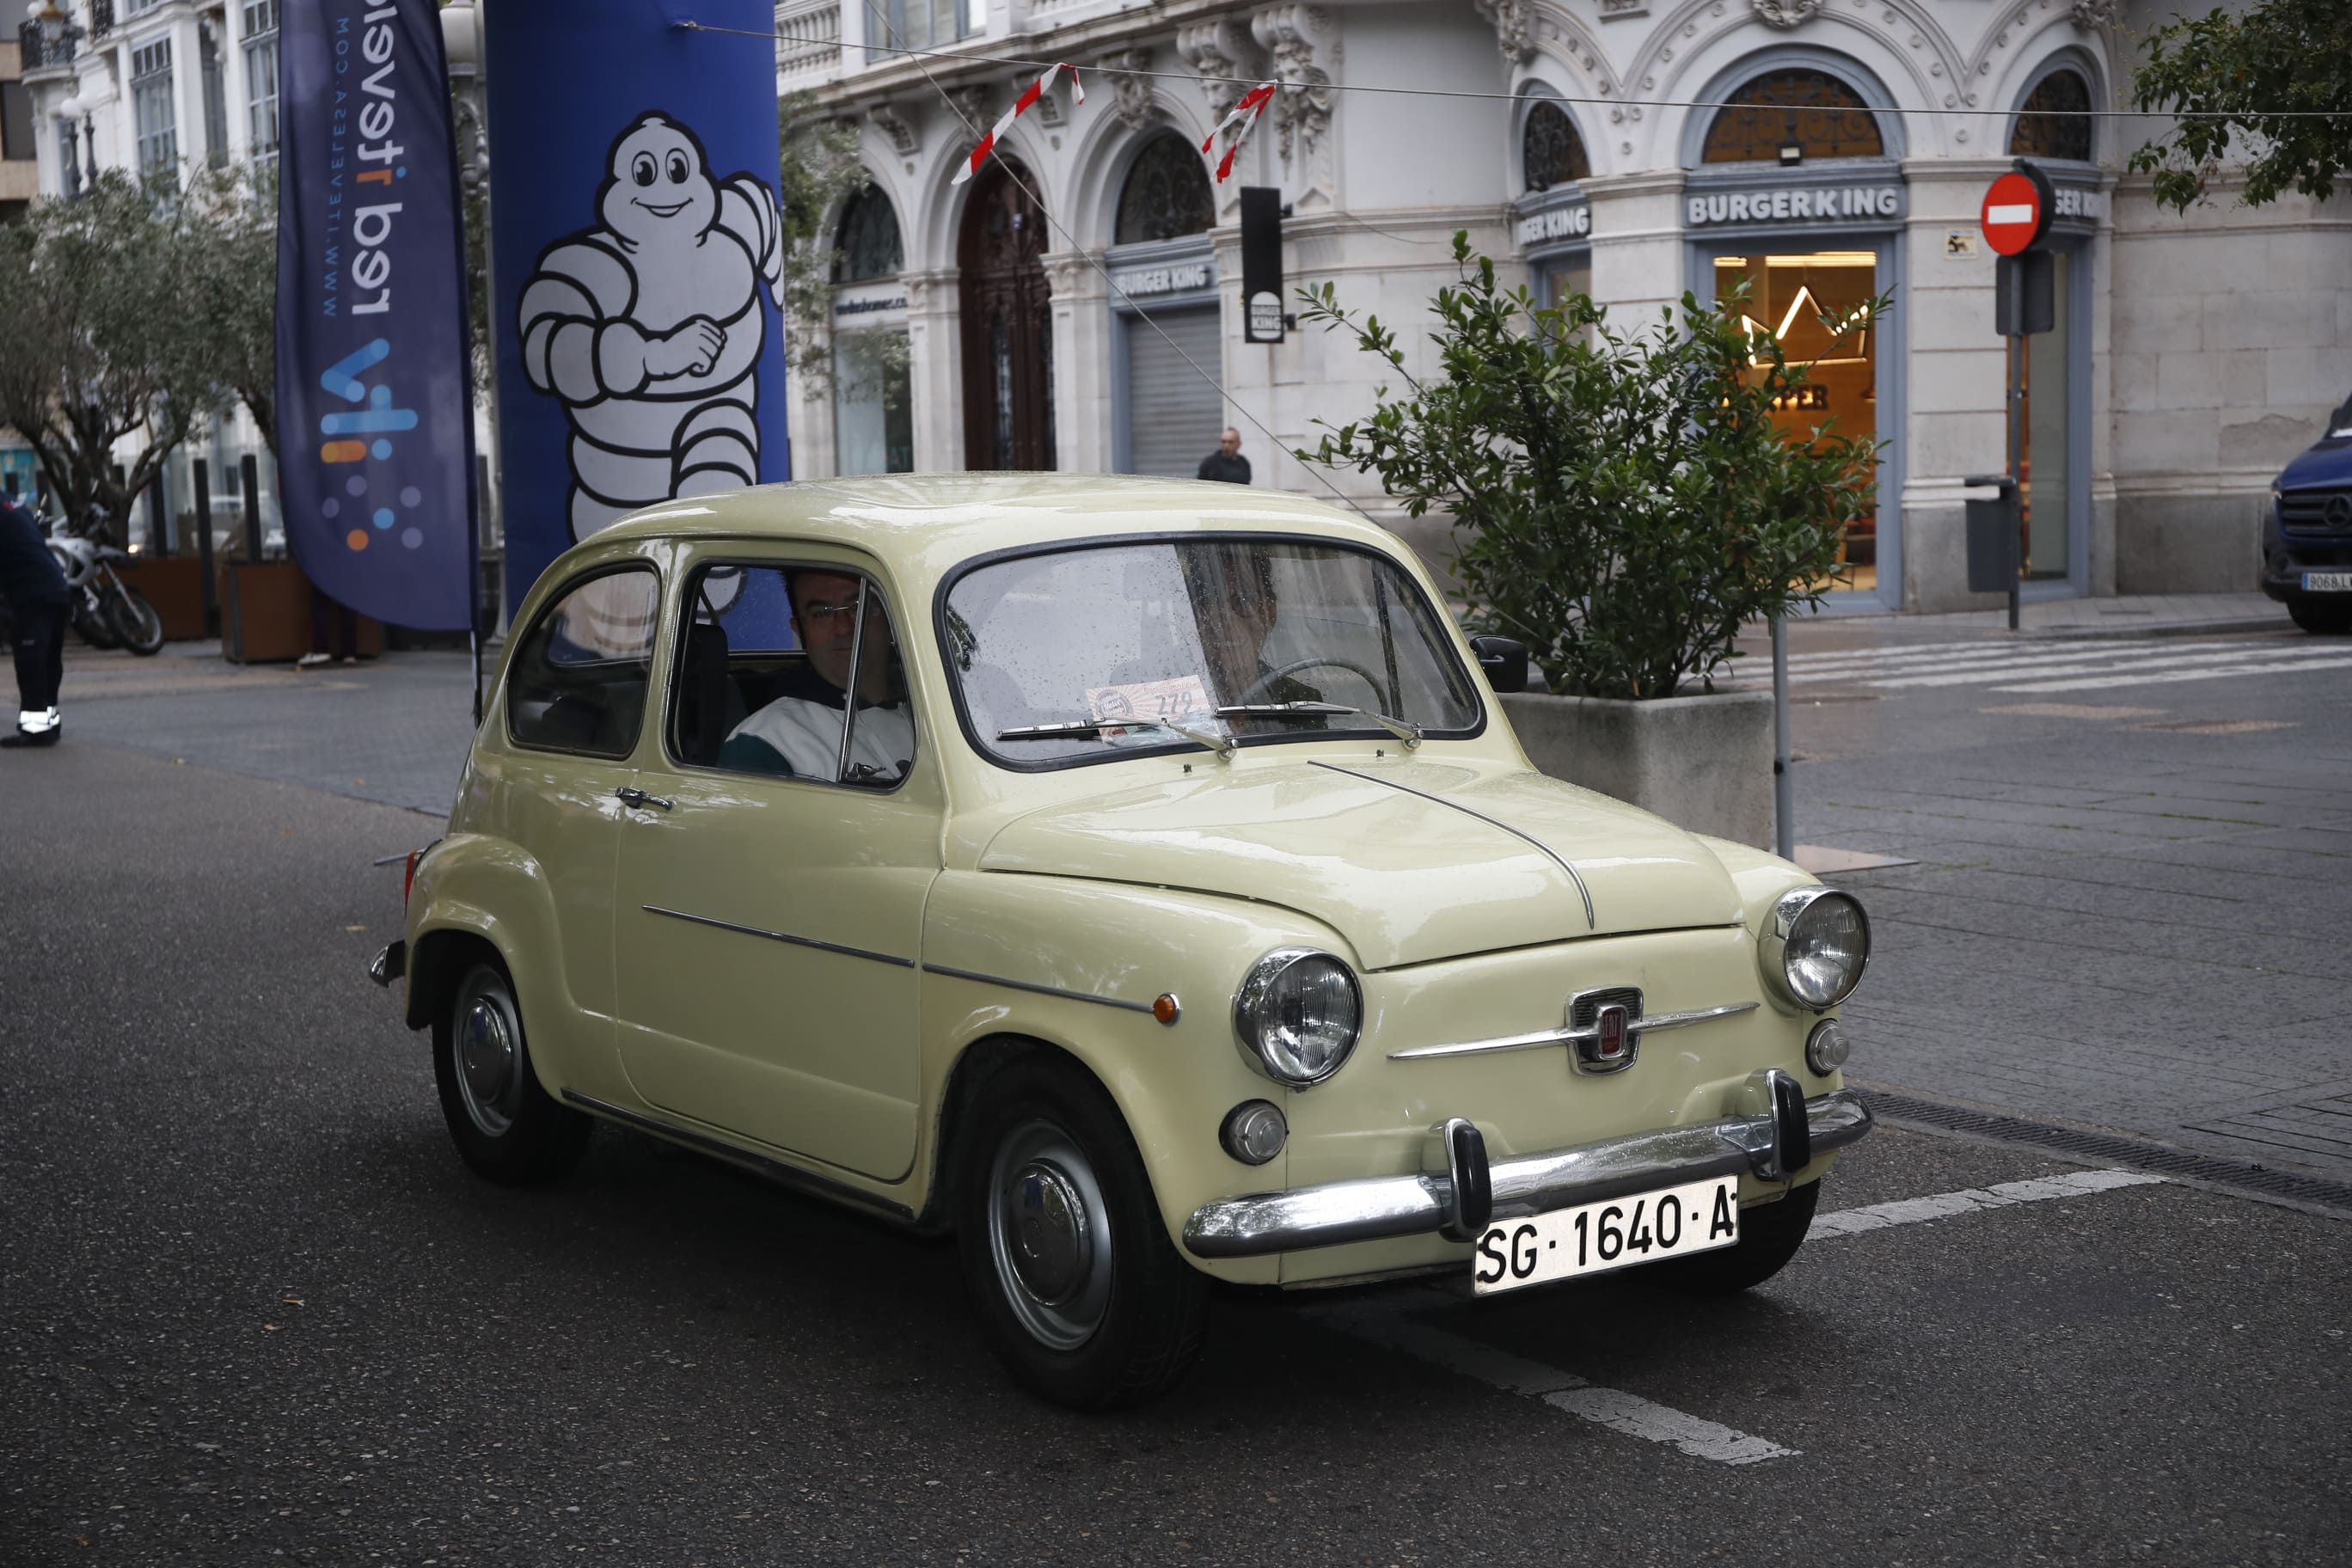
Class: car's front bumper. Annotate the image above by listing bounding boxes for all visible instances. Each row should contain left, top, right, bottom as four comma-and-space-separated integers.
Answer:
1182, 1071, 1871, 1259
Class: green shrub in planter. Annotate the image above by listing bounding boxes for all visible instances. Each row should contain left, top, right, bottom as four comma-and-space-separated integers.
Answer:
1297, 234, 1883, 700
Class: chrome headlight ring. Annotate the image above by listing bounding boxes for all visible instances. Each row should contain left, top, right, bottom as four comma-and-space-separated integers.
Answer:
1231, 946, 1363, 1088
1761, 887, 1871, 1011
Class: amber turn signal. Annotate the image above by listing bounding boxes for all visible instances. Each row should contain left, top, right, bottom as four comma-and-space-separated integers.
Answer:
1152, 993, 1181, 1026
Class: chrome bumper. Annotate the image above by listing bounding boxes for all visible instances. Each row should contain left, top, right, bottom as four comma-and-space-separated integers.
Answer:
368, 940, 406, 989
1182, 1075, 1871, 1260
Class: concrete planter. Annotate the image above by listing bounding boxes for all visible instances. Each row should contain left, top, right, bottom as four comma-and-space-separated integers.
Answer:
1499, 687, 1776, 851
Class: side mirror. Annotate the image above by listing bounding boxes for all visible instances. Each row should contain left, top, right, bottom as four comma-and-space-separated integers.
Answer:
1468, 634, 1528, 694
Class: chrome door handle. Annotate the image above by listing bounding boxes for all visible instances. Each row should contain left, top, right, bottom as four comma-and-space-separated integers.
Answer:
616, 787, 673, 812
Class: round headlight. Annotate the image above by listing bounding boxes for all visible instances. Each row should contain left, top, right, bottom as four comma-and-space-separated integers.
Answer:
1762, 888, 1871, 1009
1233, 948, 1362, 1087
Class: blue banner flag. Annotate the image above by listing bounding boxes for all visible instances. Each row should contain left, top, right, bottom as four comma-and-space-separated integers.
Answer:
275, 0, 477, 631
481, 0, 791, 616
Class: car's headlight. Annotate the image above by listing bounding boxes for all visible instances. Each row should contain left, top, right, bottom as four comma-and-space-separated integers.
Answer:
1233, 947, 1362, 1087
1761, 888, 1871, 1009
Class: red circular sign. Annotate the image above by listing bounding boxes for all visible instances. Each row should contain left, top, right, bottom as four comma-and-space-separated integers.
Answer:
1981, 170, 2048, 256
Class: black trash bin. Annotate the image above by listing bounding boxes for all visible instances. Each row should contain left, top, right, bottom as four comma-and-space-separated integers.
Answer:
1963, 474, 2019, 594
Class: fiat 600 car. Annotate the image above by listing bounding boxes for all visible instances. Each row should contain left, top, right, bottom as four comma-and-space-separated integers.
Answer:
371, 475, 1872, 1409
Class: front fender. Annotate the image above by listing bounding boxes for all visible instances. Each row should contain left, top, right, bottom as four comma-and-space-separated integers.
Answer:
401, 833, 588, 1087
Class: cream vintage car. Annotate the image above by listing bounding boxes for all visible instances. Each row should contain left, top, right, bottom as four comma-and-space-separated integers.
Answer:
371, 474, 1872, 1409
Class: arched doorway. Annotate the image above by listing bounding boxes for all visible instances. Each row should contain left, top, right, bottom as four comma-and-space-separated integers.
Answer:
958, 156, 1055, 470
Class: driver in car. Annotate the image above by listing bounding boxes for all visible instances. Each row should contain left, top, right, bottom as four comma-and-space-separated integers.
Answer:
719, 569, 915, 782
1192, 547, 1322, 707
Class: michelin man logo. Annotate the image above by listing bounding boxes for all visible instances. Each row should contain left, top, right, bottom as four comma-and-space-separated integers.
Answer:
518, 112, 784, 542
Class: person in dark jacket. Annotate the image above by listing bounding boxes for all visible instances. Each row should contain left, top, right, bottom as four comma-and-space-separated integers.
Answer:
0, 493, 68, 747
1196, 427, 1250, 485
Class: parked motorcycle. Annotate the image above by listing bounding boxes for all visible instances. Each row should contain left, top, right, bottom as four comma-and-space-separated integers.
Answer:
48, 522, 166, 657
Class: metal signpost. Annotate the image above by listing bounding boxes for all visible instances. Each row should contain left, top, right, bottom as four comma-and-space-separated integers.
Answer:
1968, 160, 2056, 631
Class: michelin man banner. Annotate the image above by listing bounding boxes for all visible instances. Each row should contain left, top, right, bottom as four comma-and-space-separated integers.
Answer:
276, 0, 478, 630
482, 0, 789, 614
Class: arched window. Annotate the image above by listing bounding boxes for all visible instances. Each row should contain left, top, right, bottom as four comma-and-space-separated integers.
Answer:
2010, 69, 2094, 162
1700, 69, 1883, 163
1522, 100, 1590, 193
833, 183, 903, 284
1114, 132, 1214, 245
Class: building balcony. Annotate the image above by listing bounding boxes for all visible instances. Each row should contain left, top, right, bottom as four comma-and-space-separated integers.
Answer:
17, 19, 81, 76
777, 0, 842, 89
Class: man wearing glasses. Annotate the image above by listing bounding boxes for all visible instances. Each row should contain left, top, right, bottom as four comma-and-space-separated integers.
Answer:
718, 568, 915, 782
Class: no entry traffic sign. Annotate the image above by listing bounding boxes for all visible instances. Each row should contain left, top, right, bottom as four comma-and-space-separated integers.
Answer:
1980, 162, 2055, 256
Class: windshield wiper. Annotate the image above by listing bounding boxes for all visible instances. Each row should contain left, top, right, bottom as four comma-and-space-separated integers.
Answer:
1215, 701, 1423, 750
996, 716, 1236, 762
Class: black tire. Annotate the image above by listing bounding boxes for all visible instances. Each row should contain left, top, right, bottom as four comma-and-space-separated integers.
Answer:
432, 959, 591, 1185
105, 585, 166, 655
2288, 597, 2352, 634
956, 1057, 1210, 1410
1654, 1178, 1820, 1295
71, 593, 120, 650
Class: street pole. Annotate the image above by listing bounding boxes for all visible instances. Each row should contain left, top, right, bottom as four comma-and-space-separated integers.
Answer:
192, 460, 218, 639
1771, 614, 1794, 861
2006, 330, 2023, 632
239, 453, 265, 562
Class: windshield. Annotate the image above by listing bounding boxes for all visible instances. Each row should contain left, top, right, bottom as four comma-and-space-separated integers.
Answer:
942, 536, 1483, 767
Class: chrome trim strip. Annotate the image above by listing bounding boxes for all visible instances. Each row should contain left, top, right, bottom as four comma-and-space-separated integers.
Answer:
560, 1090, 915, 1220
922, 962, 1156, 1014
1181, 1087, 1871, 1259
1387, 1001, 1759, 1061
640, 904, 916, 969
1309, 761, 1596, 928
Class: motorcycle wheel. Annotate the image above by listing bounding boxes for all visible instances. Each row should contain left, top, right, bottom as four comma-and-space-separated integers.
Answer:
72, 592, 122, 650
107, 586, 167, 656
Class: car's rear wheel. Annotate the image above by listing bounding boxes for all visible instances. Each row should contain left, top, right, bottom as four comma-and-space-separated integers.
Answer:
957, 1057, 1209, 1410
1654, 1177, 1820, 1294
432, 959, 591, 1185
2288, 597, 2352, 634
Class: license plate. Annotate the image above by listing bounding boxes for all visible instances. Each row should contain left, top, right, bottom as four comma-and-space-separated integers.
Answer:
2304, 572, 2352, 592
1472, 1176, 1739, 1295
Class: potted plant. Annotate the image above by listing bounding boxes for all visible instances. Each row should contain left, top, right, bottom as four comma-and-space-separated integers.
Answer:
1297, 235, 1882, 848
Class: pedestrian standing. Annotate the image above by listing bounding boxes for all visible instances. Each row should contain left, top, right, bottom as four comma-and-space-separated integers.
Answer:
1197, 427, 1251, 485
0, 492, 69, 748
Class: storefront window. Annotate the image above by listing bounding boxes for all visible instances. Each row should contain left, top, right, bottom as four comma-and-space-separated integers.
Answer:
1701, 70, 1882, 164
2023, 248, 2073, 578
2010, 70, 2093, 162
834, 328, 912, 475
1522, 101, 1589, 193
1115, 133, 1214, 245
1714, 251, 1879, 591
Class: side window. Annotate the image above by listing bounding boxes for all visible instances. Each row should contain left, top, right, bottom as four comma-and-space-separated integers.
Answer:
505, 567, 661, 758
671, 560, 917, 789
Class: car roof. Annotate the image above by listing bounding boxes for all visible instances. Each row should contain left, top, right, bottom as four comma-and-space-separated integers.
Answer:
597, 475, 1407, 581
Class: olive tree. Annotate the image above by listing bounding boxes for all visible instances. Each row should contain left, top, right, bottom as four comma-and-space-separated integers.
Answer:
1298, 234, 1882, 701
0, 173, 227, 536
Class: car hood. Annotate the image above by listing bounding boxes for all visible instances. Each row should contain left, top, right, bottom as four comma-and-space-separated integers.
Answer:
2277, 436, 2352, 493
977, 756, 1746, 970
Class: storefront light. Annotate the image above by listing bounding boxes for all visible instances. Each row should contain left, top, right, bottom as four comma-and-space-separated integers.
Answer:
1778, 143, 1803, 167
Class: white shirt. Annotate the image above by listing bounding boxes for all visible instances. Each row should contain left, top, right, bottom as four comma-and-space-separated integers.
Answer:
726, 692, 916, 782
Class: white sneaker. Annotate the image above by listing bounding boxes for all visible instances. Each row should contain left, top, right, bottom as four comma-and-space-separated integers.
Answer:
296, 652, 334, 670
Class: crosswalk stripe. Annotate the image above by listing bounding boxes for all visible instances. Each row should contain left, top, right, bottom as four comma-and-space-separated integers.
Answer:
1860, 641, 2328, 690
1782, 639, 2018, 667
1785, 638, 2237, 681
1990, 654, 2352, 693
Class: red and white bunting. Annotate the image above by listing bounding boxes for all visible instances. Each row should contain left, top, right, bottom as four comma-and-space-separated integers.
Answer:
1200, 81, 1278, 182
952, 64, 1085, 186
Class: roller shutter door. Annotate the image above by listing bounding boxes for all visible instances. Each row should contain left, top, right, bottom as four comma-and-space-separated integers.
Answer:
1122, 305, 1224, 478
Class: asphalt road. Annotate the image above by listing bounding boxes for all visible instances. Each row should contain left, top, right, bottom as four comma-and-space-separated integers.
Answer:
3, 737, 2347, 1565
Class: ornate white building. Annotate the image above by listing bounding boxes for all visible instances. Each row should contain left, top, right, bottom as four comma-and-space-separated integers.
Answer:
779, 0, 2349, 613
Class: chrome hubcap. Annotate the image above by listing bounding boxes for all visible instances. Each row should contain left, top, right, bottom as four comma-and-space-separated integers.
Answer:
988, 1120, 1113, 1351
454, 983, 520, 1136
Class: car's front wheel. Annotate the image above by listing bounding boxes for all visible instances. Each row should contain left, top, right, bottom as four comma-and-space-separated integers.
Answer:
957, 1058, 1209, 1410
2288, 597, 2352, 634
1654, 1177, 1821, 1294
432, 959, 591, 1185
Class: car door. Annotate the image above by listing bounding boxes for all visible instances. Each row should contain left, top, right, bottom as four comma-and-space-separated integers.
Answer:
609, 546, 941, 1181
485, 560, 665, 1062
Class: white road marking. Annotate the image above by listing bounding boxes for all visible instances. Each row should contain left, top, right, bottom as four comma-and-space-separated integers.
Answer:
1808, 1168, 2165, 1239
1860, 642, 2313, 690
1991, 655, 2352, 694
1783, 639, 2022, 667
1308, 1299, 1799, 1465
1786, 640, 2177, 677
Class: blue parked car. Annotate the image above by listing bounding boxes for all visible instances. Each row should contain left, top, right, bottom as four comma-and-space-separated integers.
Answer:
2264, 393, 2352, 634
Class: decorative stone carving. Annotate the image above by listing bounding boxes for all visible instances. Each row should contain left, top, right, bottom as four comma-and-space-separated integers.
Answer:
943, 84, 996, 145
1749, 0, 1822, 27
1473, 0, 1536, 63
1099, 49, 1161, 130
1250, 3, 1336, 209
2068, 0, 2118, 28
1176, 16, 1265, 124
869, 101, 921, 156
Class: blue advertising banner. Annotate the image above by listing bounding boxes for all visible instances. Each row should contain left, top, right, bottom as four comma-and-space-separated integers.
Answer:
481, 0, 790, 616
275, 0, 477, 631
